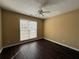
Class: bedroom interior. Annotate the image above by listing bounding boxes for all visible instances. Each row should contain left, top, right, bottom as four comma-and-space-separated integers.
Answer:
0, 0, 79, 59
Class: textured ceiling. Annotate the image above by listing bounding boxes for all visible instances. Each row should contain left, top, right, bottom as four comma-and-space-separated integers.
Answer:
0, 0, 79, 19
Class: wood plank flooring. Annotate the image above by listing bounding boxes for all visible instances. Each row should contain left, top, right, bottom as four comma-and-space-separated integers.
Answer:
0, 39, 79, 59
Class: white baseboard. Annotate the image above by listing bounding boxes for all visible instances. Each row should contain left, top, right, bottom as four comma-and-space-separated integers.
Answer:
45, 38, 79, 52
2, 38, 42, 49
0, 48, 3, 53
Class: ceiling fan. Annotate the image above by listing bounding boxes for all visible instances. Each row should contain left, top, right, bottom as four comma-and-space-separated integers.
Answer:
36, 0, 64, 16
36, 0, 51, 16
38, 9, 50, 16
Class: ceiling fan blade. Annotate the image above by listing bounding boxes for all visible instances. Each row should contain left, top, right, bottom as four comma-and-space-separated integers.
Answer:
40, 13, 44, 16
43, 11, 50, 13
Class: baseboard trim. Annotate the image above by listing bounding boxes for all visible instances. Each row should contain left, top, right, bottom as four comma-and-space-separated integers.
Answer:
45, 38, 79, 52
2, 38, 42, 49
0, 48, 3, 54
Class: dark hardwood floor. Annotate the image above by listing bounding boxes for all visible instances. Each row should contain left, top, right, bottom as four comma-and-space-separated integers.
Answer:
0, 39, 79, 59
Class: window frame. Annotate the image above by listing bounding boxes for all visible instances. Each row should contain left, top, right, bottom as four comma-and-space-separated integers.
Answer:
20, 18, 37, 41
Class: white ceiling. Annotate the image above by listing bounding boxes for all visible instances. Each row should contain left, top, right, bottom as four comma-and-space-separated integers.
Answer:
0, 0, 79, 19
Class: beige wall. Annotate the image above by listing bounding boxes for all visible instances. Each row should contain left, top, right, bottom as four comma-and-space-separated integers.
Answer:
2, 9, 44, 47
0, 8, 2, 49
44, 9, 79, 49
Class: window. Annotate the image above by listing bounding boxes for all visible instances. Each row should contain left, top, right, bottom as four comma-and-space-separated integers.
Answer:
20, 18, 37, 41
